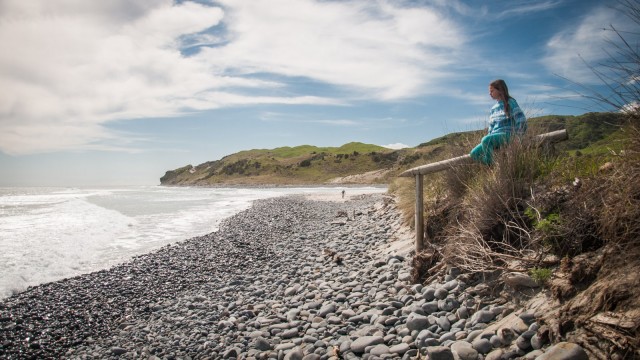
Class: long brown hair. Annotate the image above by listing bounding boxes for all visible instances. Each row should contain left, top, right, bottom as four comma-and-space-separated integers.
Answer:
490, 79, 511, 118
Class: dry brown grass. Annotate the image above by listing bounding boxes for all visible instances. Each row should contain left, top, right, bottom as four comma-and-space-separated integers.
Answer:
439, 137, 557, 272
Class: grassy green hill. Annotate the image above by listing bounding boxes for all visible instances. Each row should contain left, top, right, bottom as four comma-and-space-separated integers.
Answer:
160, 112, 628, 186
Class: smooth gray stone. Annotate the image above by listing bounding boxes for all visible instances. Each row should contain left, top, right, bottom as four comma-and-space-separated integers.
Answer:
381, 307, 395, 315
479, 331, 495, 340
275, 343, 297, 351
424, 338, 440, 347
472, 338, 492, 354
465, 329, 483, 343
341, 309, 356, 318
287, 309, 300, 321
454, 347, 478, 360
281, 328, 299, 339
422, 287, 436, 301
516, 335, 532, 351
452, 319, 466, 330
339, 340, 352, 354
284, 347, 304, 360
369, 344, 391, 356
347, 314, 368, 324
404, 349, 419, 359
254, 337, 271, 351
305, 301, 322, 310
436, 316, 451, 331
318, 304, 336, 318
438, 299, 456, 312
110, 347, 127, 356
426, 346, 454, 360
434, 288, 448, 300
536, 342, 589, 360
406, 313, 429, 332
471, 323, 488, 331
285, 285, 300, 296
531, 334, 544, 350
389, 343, 410, 355
456, 306, 469, 319
438, 332, 456, 343
350, 336, 384, 354
485, 349, 504, 360
442, 280, 458, 291
451, 341, 478, 360
470, 310, 495, 325
422, 301, 439, 314
222, 347, 241, 359
489, 335, 502, 348
415, 329, 437, 348
303, 335, 319, 343
490, 306, 505, 316
390, 301, 404, 309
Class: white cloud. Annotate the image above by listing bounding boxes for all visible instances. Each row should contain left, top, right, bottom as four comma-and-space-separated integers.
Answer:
202, 0, 465, 100
0, 0, 228, 154
0, 0, 467, 155
542, 6, 634, 84
495, 1, 562, 18
382, 143, 410, 149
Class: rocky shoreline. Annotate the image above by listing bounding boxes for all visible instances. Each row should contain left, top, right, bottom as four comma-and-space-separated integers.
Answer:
0, 194, 587, 359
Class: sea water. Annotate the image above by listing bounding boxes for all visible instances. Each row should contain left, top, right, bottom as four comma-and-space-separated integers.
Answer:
0, 185, 385, 299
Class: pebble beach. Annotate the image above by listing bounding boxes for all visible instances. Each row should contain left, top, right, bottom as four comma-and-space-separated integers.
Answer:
0, 193, 588, 359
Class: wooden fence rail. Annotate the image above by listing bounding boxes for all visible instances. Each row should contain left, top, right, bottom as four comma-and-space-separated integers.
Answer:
400, 129, 568, 253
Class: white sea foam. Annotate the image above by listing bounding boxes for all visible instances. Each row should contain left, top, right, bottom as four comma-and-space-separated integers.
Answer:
0, 185, 385, 299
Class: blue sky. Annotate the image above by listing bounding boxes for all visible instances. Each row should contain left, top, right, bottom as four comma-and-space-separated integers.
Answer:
0, 0, 634, 186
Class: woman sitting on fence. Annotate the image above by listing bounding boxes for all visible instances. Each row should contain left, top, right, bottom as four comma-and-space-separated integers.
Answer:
470, 79, 527, 165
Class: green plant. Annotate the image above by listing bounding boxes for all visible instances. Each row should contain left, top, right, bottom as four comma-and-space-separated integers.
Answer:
535, 212, 561, 233
529, 267, 553, 285
533, 212, 566, 254
524, 206, 538, 223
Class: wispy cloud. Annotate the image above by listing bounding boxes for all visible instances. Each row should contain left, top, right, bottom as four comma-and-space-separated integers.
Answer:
309, 119, 360, 126
495, 0, 563, 18
542, 5, 635, 85
0, 0, 468, 155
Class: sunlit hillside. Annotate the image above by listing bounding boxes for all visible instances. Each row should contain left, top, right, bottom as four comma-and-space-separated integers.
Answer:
160, 112, 627, 186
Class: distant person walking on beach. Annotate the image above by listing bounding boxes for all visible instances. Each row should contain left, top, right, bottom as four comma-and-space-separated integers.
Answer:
341, 190, 345, 199
470, 79, 527, 165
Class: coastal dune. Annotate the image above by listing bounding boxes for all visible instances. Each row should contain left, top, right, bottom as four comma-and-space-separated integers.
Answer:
0, 194, 584, 359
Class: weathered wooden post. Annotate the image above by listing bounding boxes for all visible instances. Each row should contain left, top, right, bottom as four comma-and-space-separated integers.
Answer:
415, 174, 424, 253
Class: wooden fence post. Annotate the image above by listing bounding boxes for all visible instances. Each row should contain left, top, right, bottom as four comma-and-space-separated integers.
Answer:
415, 174, 424, 253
